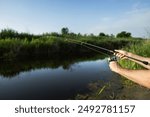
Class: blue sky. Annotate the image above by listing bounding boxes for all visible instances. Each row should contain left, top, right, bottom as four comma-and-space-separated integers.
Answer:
0, 0, 150, 37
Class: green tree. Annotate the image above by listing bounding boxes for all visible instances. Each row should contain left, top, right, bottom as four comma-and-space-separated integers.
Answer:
110, 34, 115, 38
69, 32, 77, 38
77, 33, 82, 37
99, 32, 106, 37
50, 32, 60, 37
61, 27, 69, 35
89, 33, 95, 37
0, 28, 18, 39
116, 31, 132, 38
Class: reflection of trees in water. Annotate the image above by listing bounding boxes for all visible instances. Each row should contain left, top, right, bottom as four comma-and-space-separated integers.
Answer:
0, 59, 72, 78
0, 54, 105, 78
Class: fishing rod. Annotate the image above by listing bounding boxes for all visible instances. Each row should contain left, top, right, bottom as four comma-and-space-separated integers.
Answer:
65, 38, 149, 65
66, 38, 114, 54
66, 38, 110, 56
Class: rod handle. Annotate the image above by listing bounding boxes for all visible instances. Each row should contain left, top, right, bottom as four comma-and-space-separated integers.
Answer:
142, 61, 149, 65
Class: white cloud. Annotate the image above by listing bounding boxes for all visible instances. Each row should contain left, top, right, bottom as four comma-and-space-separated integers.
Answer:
92, 7, 150, 38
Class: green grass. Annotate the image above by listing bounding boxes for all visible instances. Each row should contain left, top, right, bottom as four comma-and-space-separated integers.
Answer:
119, 40, 150, 69
0, 35, 143, 60
0, 37, 70, 59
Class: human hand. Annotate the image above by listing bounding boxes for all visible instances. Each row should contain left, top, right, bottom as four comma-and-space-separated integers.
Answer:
109, 61, 122, 73
114, 50, 131, 60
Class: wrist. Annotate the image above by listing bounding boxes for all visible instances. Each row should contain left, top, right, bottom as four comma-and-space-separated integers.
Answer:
127, 52, 133, 57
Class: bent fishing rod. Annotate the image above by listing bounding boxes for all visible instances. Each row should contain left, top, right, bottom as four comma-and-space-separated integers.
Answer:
65, 38, 149, 65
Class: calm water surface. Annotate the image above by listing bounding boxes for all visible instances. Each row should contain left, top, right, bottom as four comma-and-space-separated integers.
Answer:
0, 57, 150, 99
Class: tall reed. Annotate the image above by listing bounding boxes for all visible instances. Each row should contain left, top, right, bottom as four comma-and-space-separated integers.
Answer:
119, 40, 150, 69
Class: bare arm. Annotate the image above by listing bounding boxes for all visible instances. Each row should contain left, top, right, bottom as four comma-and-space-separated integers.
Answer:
115, 50, 150, 69
109, 61, 150, 89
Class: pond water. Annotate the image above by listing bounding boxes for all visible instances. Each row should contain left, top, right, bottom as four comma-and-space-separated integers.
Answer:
0, 57, 150, 100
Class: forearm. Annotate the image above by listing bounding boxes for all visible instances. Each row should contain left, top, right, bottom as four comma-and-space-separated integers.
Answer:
117, 68, 150, 88
127, 53, 150, 69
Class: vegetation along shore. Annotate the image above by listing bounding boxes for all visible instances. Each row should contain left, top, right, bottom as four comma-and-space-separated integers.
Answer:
0, 28, 144, 60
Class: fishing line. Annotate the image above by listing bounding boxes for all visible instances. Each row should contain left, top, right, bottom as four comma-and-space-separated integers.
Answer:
81, 44, 110, 56
66, 39, 114, 54
66, 38, 109, 56
65, 38, 149, 65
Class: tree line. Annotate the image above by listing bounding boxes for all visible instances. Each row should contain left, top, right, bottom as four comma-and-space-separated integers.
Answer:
0, 27, 132, 40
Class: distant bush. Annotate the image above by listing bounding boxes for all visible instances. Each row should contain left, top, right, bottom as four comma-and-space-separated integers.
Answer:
61, 27, 69, 35
99, 32, 106, 37
0, 29, 18, 39
0, 28, 40, 40
116, 31, 132, 38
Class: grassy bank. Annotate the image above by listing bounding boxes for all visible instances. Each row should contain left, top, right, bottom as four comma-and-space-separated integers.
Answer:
0, 28, 145, 60
119, 40, 150, 69
0, 36, 140, 60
